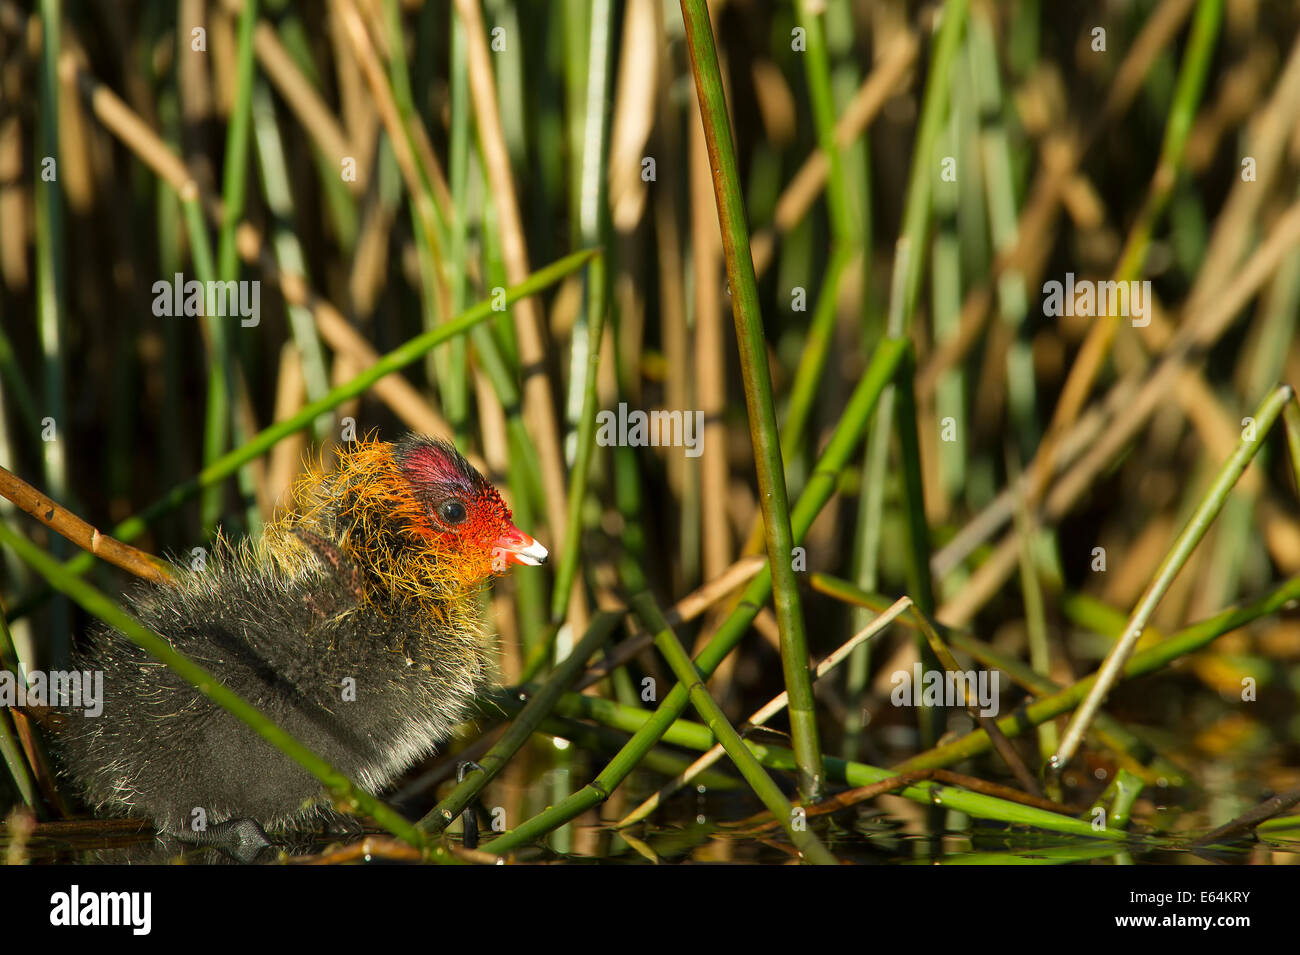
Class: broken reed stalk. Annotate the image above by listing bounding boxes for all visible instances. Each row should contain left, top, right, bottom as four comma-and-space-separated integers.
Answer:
0, 466, 171, 584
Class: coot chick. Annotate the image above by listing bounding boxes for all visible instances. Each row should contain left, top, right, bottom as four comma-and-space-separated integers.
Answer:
55, 435, 547, 843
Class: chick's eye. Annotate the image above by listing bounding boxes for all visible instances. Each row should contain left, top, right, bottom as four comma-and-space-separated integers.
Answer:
436, 500, 469, 525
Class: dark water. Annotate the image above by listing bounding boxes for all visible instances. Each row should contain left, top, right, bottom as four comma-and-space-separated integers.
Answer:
6, 713, 1299, 864
5, 799, 1298, 865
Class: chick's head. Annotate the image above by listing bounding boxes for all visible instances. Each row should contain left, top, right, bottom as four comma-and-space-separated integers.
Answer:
391, 436, 547, 592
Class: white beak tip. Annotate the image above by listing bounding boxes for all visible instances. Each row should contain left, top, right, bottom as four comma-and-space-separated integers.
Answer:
513, 540, 549, 566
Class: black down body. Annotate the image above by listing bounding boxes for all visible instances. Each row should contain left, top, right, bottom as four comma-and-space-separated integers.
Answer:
55, 545, 488, 835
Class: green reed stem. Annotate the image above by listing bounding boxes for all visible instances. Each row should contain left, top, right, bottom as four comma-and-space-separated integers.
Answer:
679, 0, 822, 801
0, 609, 37, 811
203, 0, 261, 533
780, 245, 854, 454
250, 80, 332, 440
898, 0, 969, 322
795, 0, 853, 242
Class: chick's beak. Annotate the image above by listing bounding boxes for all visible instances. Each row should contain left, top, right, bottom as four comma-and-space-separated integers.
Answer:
495, 524, 549, 567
